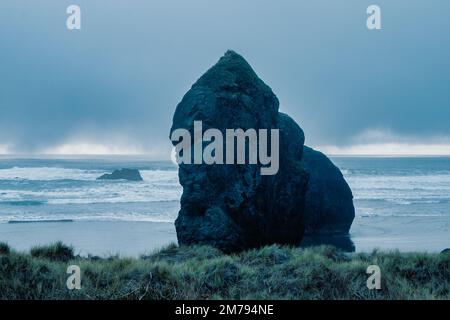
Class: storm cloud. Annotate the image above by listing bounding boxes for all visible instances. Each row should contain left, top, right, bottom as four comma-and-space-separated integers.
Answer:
1, 0, 449, 156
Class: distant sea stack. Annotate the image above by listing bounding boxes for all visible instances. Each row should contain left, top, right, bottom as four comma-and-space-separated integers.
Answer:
170, 50, 354, 251
97, 169, 143, 181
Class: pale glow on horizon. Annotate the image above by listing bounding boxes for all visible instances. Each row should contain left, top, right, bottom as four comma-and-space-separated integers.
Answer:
2, 141, 450, 157
0, 141, 172, 159
42, 142, 146, 155
0, 144, 10, 154
318, 143, 450, 156
33, 142, 450, 157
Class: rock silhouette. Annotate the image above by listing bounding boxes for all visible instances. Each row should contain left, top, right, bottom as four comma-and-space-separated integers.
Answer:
170, 50, 354, 251
97, 169, 143, 181
301, 146, 355, 235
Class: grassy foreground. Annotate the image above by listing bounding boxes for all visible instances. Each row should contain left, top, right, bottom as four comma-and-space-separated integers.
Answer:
0, 241, 448, 300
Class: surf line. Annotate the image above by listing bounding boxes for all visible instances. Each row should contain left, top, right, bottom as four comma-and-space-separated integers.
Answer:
8, 219, 74, 224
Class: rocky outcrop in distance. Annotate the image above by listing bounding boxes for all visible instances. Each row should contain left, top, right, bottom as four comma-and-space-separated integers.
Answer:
97, 169, 143, 181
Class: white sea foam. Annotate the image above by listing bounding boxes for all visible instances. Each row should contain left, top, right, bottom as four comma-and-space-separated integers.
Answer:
0, 211, 178, 224
345, 172, 450, 205
0, 185, 181, 205
1, 159, 450, 223
0, 167, 179, 181
0, 167, 101, 181
0, 167, 182, 204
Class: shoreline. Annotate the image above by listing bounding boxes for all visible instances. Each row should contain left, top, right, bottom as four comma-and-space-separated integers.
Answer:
0, 221, 177, 257
0, 215, 448, 257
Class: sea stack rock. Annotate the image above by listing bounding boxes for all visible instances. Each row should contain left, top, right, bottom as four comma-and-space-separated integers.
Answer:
170, 50, 354, 251
301, 146, 355, 234
170, 51, 308, 251
97, 169, 143, 181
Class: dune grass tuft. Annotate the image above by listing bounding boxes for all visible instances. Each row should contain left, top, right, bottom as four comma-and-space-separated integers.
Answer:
30, 241, 75, 262
0, 243, 448, 300
0, 242, 10, 255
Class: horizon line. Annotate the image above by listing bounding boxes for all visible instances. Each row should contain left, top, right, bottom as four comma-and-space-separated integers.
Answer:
1, 153, 450, 159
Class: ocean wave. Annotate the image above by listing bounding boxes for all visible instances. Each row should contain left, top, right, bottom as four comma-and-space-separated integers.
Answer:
358, 212, 446, 218
46, 198, 181, 205
8, 219, 73, 224
354, 197, 450, 205
0, 167, 182, 205
346, 172, 450, 181
0, 167, 179, 182
0, 211, 177, 224
0, 184, 182, 204
346, 171, 450, 208
0, 167, 102, 181
0, 200, 46, 206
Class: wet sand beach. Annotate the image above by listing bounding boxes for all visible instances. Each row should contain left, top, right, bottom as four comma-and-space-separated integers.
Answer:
0, 214, 448, 257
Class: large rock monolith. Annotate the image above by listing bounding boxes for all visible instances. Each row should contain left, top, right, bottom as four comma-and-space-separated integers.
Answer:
170, 50, 354, 251
170, 51, 309, 251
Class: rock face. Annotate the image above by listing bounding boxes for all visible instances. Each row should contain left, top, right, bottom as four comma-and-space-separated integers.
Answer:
97, 169, 143, 181
170, 51, 308, 251
301, 146, 355, 235
170, 50, 354, 251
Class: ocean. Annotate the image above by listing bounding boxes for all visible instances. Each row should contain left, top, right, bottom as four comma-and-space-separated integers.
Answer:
0, 158, 181, 224
0, 156, 449, 255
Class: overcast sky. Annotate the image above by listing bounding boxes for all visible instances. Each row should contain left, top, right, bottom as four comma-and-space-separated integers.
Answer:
1, 0, 449, 157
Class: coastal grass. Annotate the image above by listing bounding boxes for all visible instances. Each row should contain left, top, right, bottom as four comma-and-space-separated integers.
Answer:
0, 242, 10, 255
0, 242, 448, 300
30, 241, 75, 262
